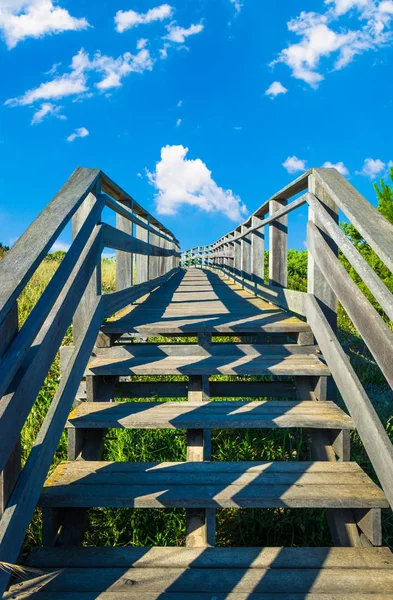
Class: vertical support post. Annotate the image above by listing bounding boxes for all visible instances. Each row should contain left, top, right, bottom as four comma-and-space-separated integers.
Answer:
73, 181, 102, 346
241, 225, 252, 285
0, 303, 20, 518
149, 225, 160, 280
307, 172, 338, 331
186, 332, 215, 547
269, 199, 288, 288
234, 229, 242, 284
251, 216, 264, 289
116, 200, 133, 291
135, 216, 149, 284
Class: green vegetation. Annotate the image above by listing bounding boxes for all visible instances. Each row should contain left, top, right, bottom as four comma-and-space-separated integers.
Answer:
2, 177, 393, 552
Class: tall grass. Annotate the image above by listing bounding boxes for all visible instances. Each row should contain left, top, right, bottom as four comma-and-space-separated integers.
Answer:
5, 251, 393, 551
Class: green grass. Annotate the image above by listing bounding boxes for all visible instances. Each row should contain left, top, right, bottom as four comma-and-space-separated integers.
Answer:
10, 253, 393, 552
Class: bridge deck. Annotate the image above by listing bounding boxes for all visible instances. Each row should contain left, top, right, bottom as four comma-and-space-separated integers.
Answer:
102, 268, 310, 336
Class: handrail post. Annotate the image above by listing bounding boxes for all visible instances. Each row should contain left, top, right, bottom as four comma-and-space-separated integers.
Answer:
269, 198, 288, 287
251, 216, 264, 289
135, 215, 149, 284
72, 180, 102, 345
234, 229, 242, 284
0, 303, 20, 518
307, 172, 338, 331
116, 199, 133, 291
241, 226, 252, 286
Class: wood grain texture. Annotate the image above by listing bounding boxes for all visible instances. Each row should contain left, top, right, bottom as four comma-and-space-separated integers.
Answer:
313, 167, 393, 273
305, 294, 393, 510
66, 400, 353, 431
39, 460, 387, 509
308, 220, 393, 390
0, 167, 100, 325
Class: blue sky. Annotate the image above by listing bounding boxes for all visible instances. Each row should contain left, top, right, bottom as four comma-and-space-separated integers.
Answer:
1, 0, 393, 252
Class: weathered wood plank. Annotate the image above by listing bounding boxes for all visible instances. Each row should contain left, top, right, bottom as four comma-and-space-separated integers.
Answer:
307, 173, 338, 332
103, 224, 179, 257
269, 198, 288, 288
116, 199, 133, 291
7, 565, 393, 595
0, 168, 100, 324
0, 304, 19, 518
25, 545, 393, 569
103, 194, 175, 243
307, 191, 393, 323
305, 294, 393, 510
100, 171, 177, 242
66, 400, 353, 430
73, 187, 102, 345
0, 225, 104, 476
0, 300, 104, 597
313, 167, 393, 273
308, 221, 393, 391
39, 460, 387, 509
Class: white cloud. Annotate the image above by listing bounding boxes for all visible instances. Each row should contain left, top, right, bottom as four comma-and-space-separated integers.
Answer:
164, 22, 204, 43
271, 3, 393, 87
50, 240, 70, 252
147, 145, 248, 221
67, 127, 89, 142
322, 160, 349, 175
230, 0, 243, 13
176, 118, 182, 127
31, 102, 66, 124
0, 0, 89, 49
356, 157, 387, 178
265, 81, 288, 97
283, 155, 307, 173
5, 46, 154, 107
115, 4, 173, 33
233, 126, 243, 130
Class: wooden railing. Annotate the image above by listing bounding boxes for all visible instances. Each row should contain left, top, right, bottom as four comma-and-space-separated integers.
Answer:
0, 167, 180, 589
184, 167, 393, 508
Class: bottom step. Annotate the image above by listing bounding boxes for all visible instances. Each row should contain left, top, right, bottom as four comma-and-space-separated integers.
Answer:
7, 547, 393, 598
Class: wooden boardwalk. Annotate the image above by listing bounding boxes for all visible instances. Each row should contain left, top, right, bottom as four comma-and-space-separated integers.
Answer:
2, 167, 393, 598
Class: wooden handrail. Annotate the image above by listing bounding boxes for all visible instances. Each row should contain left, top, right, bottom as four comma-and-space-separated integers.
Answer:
102, 194, 177, 244
308, 220, 393, 391
313, 168, 393, 273
100, 170, 179, 243
0, 195, 105, 402
0, 167, 100, 324
103, 224, 180, 257
0, 298, 104, 589
305, 293, 393, 509
307, 191, 393, 323
0, 224, 104, 473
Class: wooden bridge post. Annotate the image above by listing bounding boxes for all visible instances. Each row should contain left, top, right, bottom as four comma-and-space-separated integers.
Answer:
307, 172, 338, 331
269, 198, 288, 287
149, 225, 160, 280
135, 215, 149, 284
116, 199, 133, 291
251, 216, 264, 289
234, 228, 242, 284
186, 372, 215, 547
72, 181, 102, 345
241, 226, 252, 286
0, 303, 20, 518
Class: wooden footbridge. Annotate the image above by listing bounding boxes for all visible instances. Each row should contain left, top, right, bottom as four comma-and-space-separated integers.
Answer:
1, 167, 393, 597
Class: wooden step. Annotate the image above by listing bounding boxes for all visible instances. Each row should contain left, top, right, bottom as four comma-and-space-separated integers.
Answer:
67, 400, 353, 430
39, 461, 388, 509
8, 546, 393, 598
86, 344, 329, 377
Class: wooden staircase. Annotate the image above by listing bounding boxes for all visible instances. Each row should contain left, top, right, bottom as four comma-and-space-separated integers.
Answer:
2, 168, 393, 598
